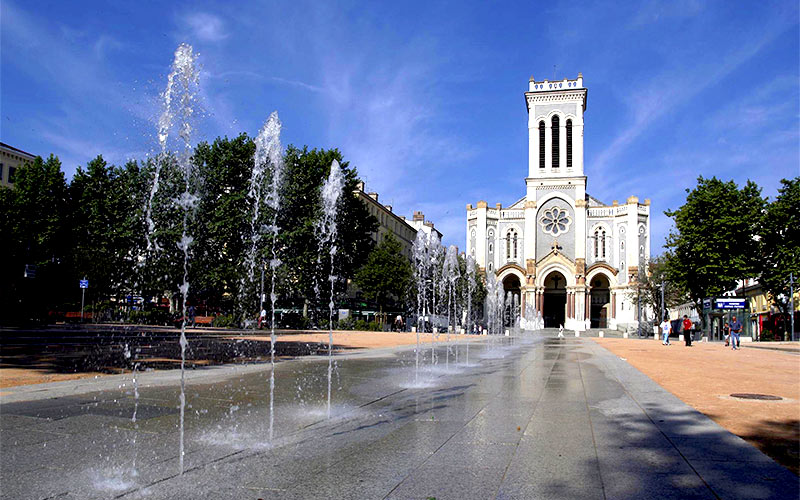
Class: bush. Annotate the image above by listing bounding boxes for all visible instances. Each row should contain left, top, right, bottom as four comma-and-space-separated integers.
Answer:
368, 321, 382, 331
213, 314, 236, 328
281, 312, 311, 330
336, 316, 355, 330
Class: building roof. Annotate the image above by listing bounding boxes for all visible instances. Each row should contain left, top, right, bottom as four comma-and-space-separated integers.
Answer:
0, 142, 36, 159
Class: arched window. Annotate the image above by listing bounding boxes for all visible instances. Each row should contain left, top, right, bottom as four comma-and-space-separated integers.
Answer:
593, 228, 606, 260
506, 228, 518, 260
551, 115, 560, 168
538, 121, 545, 169
566, 119, 573, 169
513, 231, 518, 258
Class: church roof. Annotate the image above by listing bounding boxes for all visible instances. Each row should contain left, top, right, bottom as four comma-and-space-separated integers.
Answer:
586, 194, 606, 207
507, 196, 527, 209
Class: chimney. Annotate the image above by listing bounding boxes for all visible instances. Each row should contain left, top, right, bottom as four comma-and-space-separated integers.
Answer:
368, 192, 378, 201
413, 211, 425, 222
356, 181, 365, 191
385, 205, 392, 212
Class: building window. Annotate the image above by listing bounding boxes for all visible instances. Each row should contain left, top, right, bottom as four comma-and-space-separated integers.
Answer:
551, 115, 560, 168
0, 163, 3, 181
538, 121, 545, 168
506, 228, 518, 260
8, 166, 16, 184
593, 228, 606, 260
566, 119, 572, 169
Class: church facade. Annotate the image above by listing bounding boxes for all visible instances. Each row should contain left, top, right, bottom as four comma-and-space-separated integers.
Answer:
466, 74, 651, 332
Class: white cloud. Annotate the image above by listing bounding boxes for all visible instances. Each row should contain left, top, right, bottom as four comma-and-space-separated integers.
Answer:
181, 12, 228, 42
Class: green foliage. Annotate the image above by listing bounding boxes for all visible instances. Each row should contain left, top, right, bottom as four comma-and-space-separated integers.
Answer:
0, 155, 71, 322
212, 314, 237, 328
70, 156, 148, 302
758, 177, 799, 317
192, 134, 258, 317
354, 233, 413, 318
277, 146, 378, 320
664, 176, 764, 312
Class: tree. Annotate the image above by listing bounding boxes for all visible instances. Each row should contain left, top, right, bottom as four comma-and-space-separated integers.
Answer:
354, 233, 413, 321
627, 254, 687, 322
191, 134, 258, 316
758, 177, 800, 332
0, 155, 71, 322
277, 146, 377, 319
69, 156, 148, 310
664, 176, 764, 314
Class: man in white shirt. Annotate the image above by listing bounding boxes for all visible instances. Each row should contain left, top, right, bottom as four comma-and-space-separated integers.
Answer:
660, 318, 671, 345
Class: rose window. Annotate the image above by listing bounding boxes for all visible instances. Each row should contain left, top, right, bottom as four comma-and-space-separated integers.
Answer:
539, 207, 572, 236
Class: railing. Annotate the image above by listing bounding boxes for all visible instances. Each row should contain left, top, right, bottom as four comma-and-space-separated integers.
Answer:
500, 210, 524, 219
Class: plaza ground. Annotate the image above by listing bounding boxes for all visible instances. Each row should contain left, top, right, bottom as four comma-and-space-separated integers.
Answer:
592, 337, 800, 475
1, 333, 797, 499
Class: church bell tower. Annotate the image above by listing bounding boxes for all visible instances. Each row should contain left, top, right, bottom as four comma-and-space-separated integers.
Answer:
525, 74, 587, 181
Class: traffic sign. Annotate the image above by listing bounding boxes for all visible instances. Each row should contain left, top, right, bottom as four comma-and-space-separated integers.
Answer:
79, 279, 89, 289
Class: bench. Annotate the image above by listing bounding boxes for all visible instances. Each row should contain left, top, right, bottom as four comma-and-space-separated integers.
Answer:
193, 316, 214, 326
64, 311, 93, 320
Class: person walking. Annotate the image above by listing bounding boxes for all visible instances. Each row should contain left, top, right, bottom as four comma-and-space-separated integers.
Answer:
258, 308, 267, 329
730, 315, 742, 350
682, 315, 693, 347
723, 321, 731, 346
660, 317, 671, 345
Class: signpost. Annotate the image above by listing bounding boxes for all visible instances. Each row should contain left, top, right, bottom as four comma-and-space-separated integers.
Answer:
79, 278, 89, 322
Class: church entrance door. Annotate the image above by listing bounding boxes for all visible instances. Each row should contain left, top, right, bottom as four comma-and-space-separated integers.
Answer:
502, 275, 522, 327
543, 271, 567, 328
590, 275, 611, 328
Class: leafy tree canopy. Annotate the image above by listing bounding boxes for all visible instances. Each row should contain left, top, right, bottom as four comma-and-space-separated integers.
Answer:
354, 233, 413, 316
758, 177, 800, 315
664, 176, 764, 311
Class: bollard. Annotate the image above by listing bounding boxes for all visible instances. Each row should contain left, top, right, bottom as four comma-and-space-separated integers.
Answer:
505, 329, 510, 337
623, 331, 629, 339
411, 326, 416, 333
599, 331, 604, 338
460, 328, 465, 335
575, 331, 580, 337
678, 334, 684, 342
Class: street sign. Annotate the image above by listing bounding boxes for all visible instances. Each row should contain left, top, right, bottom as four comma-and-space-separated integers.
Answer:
24, 264, 37, 278
702, 298, 712, 309
715, 298, 746, 310
79, 279, 89, 289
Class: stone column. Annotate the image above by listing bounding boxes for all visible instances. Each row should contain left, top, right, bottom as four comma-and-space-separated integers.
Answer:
585, 293, 590, 320
611, 292, 616, 319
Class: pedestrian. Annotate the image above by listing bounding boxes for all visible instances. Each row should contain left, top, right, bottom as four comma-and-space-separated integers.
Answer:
730, 315, 742, 350
394, 314, 403, 332
723, 322, 730, 346
660, 317, 671, 345
188, 304, 196, 328
682, 315, 693, 347
558, 325, 564, 338
258, 308, 267, 329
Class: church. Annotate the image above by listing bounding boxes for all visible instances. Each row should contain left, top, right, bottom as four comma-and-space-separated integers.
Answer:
466, 74, 651, 332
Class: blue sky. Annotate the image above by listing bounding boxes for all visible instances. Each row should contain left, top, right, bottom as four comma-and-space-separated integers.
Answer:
2, 1, 798, 252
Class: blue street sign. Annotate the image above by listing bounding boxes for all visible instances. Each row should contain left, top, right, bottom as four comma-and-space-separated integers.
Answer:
79, 279, 89, 289
715, 298, 746, 310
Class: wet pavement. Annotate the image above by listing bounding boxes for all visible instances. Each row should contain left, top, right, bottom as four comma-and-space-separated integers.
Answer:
1, 335, 797, 499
